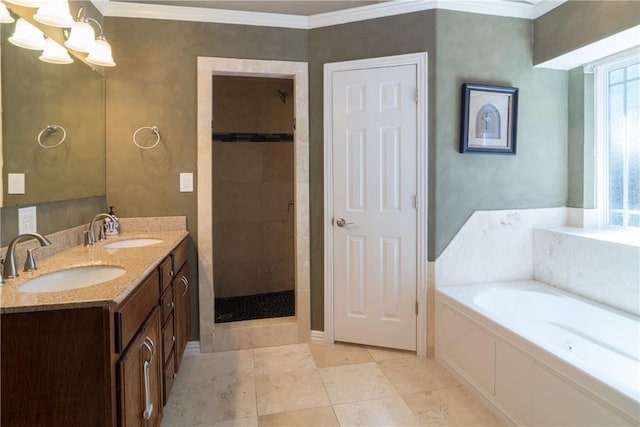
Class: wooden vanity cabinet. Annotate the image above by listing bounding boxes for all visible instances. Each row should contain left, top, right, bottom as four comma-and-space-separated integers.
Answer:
0, 306, 114, 426
173, 261, 191, 370
117, 307, 163, 427
0, 238, 190, 427
159, 238, 190, 404
114, 269, 163, 427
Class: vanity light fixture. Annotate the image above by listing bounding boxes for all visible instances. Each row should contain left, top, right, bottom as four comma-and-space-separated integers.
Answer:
65, 7, 115, 67
0, 3, 15, 23
39, 36, 72, 64
3, 0, 44, 8
8, 17, 45, 50
33, 0, 73, 28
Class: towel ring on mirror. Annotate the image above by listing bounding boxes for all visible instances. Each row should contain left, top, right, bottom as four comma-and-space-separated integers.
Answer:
37, 125, 66, 149
133, 126, 161, 149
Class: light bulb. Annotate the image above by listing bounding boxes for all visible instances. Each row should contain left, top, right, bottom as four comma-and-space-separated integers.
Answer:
8, 18, 45, 50
86, 36, 116, 67
64, 19, 96, 53
40, 37, 73, 64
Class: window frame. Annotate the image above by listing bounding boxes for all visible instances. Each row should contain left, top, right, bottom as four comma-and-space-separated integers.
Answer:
594, 51, 640, 229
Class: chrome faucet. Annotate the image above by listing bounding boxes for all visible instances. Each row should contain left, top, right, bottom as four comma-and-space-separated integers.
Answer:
3, 233, 53, 279
86, 213, 116, 246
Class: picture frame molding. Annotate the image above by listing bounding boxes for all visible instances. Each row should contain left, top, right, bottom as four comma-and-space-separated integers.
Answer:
459, 83, 518, 155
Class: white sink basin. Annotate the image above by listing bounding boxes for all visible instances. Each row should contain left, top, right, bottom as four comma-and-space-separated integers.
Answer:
104, 238, 163, 249
19, 266, 126, 293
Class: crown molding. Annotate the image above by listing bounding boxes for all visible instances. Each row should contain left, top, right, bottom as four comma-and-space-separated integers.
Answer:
95, 0, 308, 28
535, 25, 640, 70
532, 0, 567, 19
92, 0, 564, 29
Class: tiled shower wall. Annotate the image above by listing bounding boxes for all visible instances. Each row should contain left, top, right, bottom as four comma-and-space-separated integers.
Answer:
213, 142, 295, 298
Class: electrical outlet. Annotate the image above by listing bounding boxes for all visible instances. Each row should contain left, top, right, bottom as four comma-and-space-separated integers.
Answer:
18, 206, 37, 234
180, 173, 193, 192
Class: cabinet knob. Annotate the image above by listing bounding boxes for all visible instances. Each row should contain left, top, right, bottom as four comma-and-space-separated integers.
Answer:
172, 373, 177, 379
168, 302, 175, 309
172, 336, 176, 342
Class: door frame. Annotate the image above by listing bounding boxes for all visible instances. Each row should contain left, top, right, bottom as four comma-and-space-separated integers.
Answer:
197, 57, 310, 352
323, 52, 428, 357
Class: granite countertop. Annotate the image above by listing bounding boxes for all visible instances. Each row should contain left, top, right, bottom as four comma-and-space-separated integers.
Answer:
0, 230, 188, 313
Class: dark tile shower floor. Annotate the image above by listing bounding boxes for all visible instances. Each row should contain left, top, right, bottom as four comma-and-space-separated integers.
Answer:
214, 290, 295, 323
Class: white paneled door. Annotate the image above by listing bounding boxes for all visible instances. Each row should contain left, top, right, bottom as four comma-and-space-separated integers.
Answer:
332, 64, 418, 351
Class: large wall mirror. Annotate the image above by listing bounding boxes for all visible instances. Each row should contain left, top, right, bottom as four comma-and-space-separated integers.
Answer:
1, 22, 105, 208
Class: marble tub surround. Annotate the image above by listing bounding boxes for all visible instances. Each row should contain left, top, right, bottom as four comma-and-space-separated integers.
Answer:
534, 227, 640, 316
435, 207, 567, 287
0, 228, 188, 313
160, 342, 504, 427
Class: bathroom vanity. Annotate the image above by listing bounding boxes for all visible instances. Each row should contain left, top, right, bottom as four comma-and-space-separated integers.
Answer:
0, 229, 190, 427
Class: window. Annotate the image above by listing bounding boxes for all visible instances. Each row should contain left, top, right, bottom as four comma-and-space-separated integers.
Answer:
596, 54, 640, 228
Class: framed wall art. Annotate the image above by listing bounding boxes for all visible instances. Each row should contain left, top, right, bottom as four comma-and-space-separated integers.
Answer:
459, 83, 518, 154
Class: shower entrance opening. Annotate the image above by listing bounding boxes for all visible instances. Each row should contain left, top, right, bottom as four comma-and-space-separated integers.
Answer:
212, 75, 296, 324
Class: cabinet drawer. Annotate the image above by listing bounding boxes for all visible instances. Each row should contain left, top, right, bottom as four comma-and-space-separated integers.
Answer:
163, 350, 176, 406
172, 239, 188, 273
114, 269, 160, 353
161, 284, 174, 325
159, 256, 173, 294
162, 313, 175, 365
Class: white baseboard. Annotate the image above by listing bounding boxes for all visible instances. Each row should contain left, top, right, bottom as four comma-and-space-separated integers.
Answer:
310, 330, 327, 343
185, 341, 201, 354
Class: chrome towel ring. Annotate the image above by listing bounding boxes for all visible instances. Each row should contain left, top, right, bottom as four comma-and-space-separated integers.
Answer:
133, 126, 161, 149
37, 125, 66, 149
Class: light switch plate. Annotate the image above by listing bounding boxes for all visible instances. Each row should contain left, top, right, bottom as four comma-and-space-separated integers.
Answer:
8, 173, 25, 194
180, 173, 193, 192
18, 206, 37, 234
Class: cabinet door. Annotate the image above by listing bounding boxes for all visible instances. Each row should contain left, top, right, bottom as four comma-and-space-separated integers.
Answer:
173, 263, 191, 371
117, 307, 163, 427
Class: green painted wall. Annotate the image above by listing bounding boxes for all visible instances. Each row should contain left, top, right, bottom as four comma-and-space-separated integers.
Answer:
567, 68, 595, 208
104, 17, 307, 339
434, 10, 567, 257
8, 3, 623, 335
0, 197, 105, 245
533, 0, 640, 65
308, 10, 436, 332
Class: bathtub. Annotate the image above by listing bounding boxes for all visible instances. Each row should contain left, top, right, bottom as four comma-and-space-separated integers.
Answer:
436, 280, 640, 426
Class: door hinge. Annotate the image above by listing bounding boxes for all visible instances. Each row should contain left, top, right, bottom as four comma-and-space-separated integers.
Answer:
293, 118, 296, 131
414, 195, 418, 210
415, 301, 419, 315
414, 88, 419, 104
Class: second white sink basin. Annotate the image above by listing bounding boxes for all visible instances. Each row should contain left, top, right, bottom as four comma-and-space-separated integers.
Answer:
19, 265, 126, 293
104, 238, 163, 249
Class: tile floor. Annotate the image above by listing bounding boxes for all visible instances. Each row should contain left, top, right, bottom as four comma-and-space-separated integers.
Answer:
160, 342, 505, 427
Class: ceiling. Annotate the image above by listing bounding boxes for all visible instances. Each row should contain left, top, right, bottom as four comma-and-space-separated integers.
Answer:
112, 0, 546, 17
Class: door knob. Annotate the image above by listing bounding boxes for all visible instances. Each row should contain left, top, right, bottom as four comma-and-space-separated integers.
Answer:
336, 218, 354, 228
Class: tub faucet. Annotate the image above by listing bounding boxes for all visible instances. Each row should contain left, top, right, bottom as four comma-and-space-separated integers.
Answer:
86, 213, 116, 246
3, 233, 53, 279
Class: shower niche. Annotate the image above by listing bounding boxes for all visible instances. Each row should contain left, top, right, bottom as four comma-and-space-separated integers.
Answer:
212, 76, 295, 323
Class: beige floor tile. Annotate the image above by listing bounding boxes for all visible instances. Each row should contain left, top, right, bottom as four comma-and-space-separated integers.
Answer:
162, 375, 256, 426
403, 386, 505, 427
309, 342, 373, 368
367, 346, 417, 362
178, 349, 255, 382
319, 362, 398, 405
256, 369, 330, 415
378, 357, 458, 395
254, 343, 316, 375
176, 417, 258, 427
258, 406, 339, 427
333, 396, 420, 427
